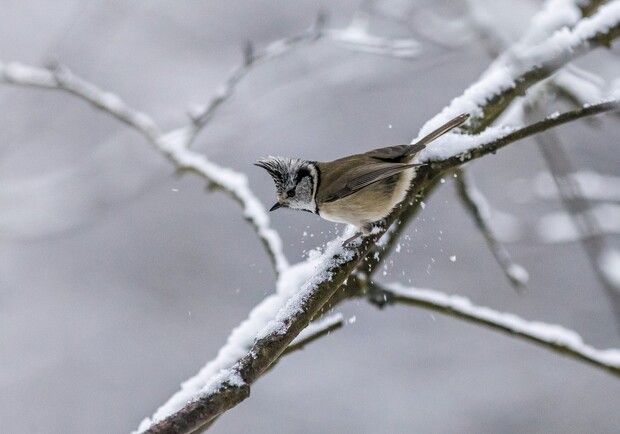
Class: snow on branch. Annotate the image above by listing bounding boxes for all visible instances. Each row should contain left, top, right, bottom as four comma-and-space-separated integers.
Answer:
430, 99, 619, 169
375, 282, 620, 375
418, 0, 620, 134
0, 62, 162, 141
284, 312, 344, 354
0, 12, 424, 274
454, 169, 528, 288
139, 234, 373, 433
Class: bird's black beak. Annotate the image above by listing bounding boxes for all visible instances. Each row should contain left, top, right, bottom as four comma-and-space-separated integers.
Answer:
269, 202, 283, 212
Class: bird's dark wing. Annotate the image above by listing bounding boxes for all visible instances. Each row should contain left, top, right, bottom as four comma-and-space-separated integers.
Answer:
365, 113, 470, 162
320, 161, 418, 203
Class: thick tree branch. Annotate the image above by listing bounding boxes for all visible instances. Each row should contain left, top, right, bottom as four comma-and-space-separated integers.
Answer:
454, 168, 528, 289
139, 100, 620, 434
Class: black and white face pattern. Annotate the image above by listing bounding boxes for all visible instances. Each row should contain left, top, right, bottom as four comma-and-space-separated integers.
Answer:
255, 156, 318, 213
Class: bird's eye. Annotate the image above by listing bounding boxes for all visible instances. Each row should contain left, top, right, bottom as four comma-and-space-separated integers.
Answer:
287, 189, 296, 198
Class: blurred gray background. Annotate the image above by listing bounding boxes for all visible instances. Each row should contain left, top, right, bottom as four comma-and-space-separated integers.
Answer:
1, 1, 619, 433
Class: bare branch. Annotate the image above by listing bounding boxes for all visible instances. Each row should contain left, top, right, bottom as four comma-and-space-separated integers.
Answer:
454, 169, 528, 289
184, 11, 419, 147
366, 282, 620, 376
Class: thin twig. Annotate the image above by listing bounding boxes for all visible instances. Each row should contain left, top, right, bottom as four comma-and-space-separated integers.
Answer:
454, 168, 528, 289
0, 60, 290, 275
367, 282, 620, 376
525, 104, 620, 328
434, 100, 620, 171
184, 13, 328, 147
284, 313, 344, 355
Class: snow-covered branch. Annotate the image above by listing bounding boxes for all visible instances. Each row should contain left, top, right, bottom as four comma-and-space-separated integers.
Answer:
449, 0, 620, 133
525, 103, 620, 324
454, 169, 528, 288
537, 203, 620, 243
0, 62, 162, 141
431, 99, 619, 170
372, 283, 620, 376
0, 60, 290, 275
138, 5, 620, 431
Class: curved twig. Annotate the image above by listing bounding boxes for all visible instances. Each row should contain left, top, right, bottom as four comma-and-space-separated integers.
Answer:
454, 168, 528, 289
0, 60, 290, 275
368, 282, 620, 376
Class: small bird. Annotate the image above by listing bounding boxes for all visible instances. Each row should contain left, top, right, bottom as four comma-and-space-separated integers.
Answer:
256, 113, 469, 242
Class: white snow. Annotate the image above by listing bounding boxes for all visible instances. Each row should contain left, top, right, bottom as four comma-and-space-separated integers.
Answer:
419, 1, 620, 163
386, 283, 620, 368
289, 313, 344, 347
157, 129, 289, 275
506, 263, 530, 285
0, 61, 57, 87
136, 234, 354, 432
256, 235, 355, 340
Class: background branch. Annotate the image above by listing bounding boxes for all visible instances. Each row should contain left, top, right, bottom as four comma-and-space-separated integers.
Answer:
0, 60, 290, 275
525, 102, 620, 327
434, 99, 620, 171
454, 168, 528, 289
365, 282, 620, 376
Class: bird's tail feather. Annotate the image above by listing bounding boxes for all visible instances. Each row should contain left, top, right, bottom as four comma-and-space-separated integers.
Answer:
410, 113, 469, 152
